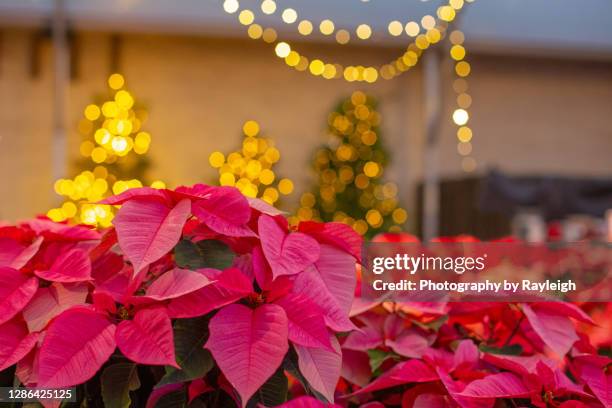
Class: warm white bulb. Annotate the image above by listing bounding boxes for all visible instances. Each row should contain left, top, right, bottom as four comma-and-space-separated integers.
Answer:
223, 0, 239, 14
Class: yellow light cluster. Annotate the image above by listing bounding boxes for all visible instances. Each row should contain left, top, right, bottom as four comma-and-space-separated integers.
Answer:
208, 120, 293, 205
292, 91, 407, 236
49, 73, 164, 227
225, 0, 464, 43
226, 0, 474, 83
448, 31, 477, 173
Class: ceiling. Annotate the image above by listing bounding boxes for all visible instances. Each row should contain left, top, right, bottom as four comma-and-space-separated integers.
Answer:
1, 0, 611, 59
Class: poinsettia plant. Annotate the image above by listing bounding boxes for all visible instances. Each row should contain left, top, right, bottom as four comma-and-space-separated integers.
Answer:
0, 186, 610, 408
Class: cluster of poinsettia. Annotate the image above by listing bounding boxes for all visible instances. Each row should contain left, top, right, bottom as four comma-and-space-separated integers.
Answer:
0, 185, 610, 408
0, 184, 363, 407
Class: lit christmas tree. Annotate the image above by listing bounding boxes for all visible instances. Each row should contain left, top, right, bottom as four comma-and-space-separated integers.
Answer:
48, 73, 164, 227
208, 120, 294, 207
296, 91, 407, 237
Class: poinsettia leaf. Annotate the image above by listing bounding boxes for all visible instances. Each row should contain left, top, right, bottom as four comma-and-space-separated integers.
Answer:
458, 372, 532, 398
478, 344, 523, 356
246, 366, 288, 408
157, 316, 214, 387
294, 336, 342, 403
367, 349, 394, 373
192, 186, 255, 237
116, 307, 178, 367
38, 307, 117, 388
0, 318, 39, 372
197, 240, 236, 270
154, 386, 187, 408
145, 268, 213, 301
101, 362, 141, 408
205, 303, 289, 407
349, 359, 438, 396
522, 303, 578, 357
274, 396, 340, 408
0, 267, 39, 326
258, 215, 320, 279
22, 283, 88, 332
34, 248, 91, 282
113, 198, 191, 274
298, 221, 362, 263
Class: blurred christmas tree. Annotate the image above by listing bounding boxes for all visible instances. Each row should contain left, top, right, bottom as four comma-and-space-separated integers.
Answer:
208, 120, 294, 207
48, 73, 164, 227
296, 91, 407, 237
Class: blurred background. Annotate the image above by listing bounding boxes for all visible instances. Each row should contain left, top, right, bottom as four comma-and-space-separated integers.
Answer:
0, 0, 610, 241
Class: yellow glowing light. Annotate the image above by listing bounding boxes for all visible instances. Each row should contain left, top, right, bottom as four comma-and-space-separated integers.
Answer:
47, 208, 65, 222
438, 6, 456, 22
353, 220, 368, 235
275, 42, 291, 58
62, 202, 78, 218
453, 109, 469, 126
101, 101, 119, 118
91, 147, 107, 163
363, 161, 380, 177
220, 172, 236, 186
363, 67, 378, 83
450, 0, 465, 10
455, 61, 471, 77
265, 147, 280, 163
356, 24, 372, 40
335, 29, 350, 45
366, 209, 382, 227
392, 208, 407, 224
108, 73, 125, 90
238, 10, 255, 25
322, 64, 336, 79
355, 174, 369, 189
388, 21, 403, 36
457, 126, 473, 142
421, 15, 436, 29
115, 90, 134, 109
300, 192, 315, 207
84, 104, 101, 121
450, 45, 466, 61
457, 93, 472, 109
309, 59, 325, 76
259, 168, 275, 185
243, 120, 260, 137
281, 8, 298, 24
262, 28, 278, 43
415, 35, 430, 49
405, 21, 420, 37
80, 141, 94, 157
261, 0, 276, 15
209, 151, 225, 168
278, 178, 294, 195
285, 51, 300, 66
248, 24, 263, 39
426, 28, 441, 43
111, 136, 128, 153
263, 187, 279, 203
319, 19, 335, 35
298, 20, 313, 35
361, 130, 377, 145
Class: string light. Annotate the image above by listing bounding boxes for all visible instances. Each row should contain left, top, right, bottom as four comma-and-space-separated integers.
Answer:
48, 74, 164, 227
208, 120, 293, 205
449, 30, 477, 172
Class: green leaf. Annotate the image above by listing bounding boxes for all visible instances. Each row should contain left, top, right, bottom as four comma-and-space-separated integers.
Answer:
101, 363, 141, 408
174, 239, 235, 270
367, 349, 393, 373
479, 344, 523, 356
174, 240, 206, 270
197, 240, 235, 270
157, 317, 214, 387
246, 367, 288, 408
154, 386, 187, 408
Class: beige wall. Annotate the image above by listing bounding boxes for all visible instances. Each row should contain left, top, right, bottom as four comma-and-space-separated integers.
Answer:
1, 28, 611, 228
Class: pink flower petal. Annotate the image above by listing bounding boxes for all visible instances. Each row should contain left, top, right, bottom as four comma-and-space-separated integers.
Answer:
38, 307, 116, 388
274, 396, 341, 407
0, 236, 42, 269
349, 359, 438, 396
294, 336, 342, 403
0, 266, 39, 325
458, 372, 532, 399
205, 303, 288, 407
113, 198, 191, 274
259, 215, 320, 279
116, 307, 178, 367
99, 187, 172, 205
35, 248, 91, 282
298, 221, 362, 263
